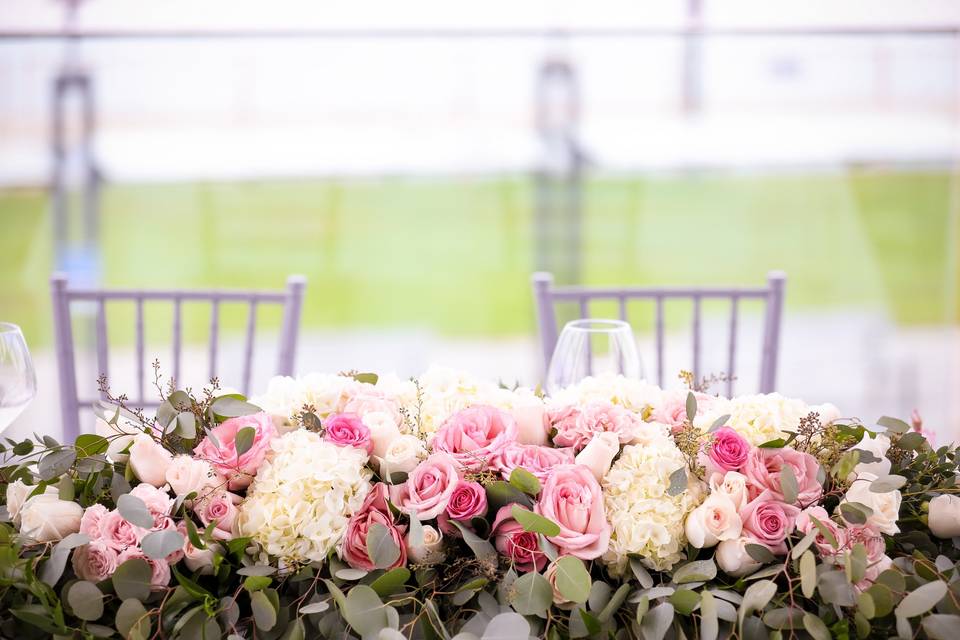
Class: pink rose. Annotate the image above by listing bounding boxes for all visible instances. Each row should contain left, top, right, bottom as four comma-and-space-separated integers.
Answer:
650, 391, 719, 433
489, 443, 575, 483
510, 394, 549, 446
100, 509, 143, 550
72, 539, 119, 582
128, 483, 174, 526
705, 428, 751, 473
79, 504, 109, 538
390, 453, 461, 520
491, 506, 547, 572
845, 525, 892, 591
193, 412, 278, 490
344, 392, 402, 424
795, 506, 845, 561
432, 406, 518, 471
194, 492, 239, 539
118, 547, 170, 589
550, 402, 642, 451
445, 481, 488, 521
535, 464, 611, 560
740, 494, 800, 555
743, 447, 823, 506
324, 413, 374, 454
340, 484, 407, 571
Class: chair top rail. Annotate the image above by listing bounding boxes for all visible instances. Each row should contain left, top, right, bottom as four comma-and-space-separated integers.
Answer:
63, 289, 289, 303
547, 286, 771, 300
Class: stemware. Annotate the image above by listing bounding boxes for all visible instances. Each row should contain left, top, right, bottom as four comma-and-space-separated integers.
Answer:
0, 323, 37, 435
545, 319, 641, 395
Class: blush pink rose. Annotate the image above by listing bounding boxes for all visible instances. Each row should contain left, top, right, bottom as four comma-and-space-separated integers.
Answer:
743, 447, 823, 506
845, 525, 892, 590
100, 509, 143, 551
118, 547, 170, 589
324, 413, 374, 454
344, 392, 402, 424
740, 494, 800, 555
550, 402, 642, 451
705, 428, 751, 473
194, 492, 240, 539
340, 483, 407, 571
390, 453, 461, 520
128, 483, 174, 526
72, 539, 119, 582
535, 464, 611, 560
491, 506, 547, 572
650, 391, 718, 433
79, 504, 109, 538
432, 406, 518, 471
445, 481, 488, 521
795, 506, 845, 562
193, 412, 278, 490
488, 443, 575, 483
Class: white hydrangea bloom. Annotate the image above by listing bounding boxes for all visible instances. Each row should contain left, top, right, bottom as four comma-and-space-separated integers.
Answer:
695, 393, 808, 446
546, 374, 664, 415
237, 430, 372, 564
414, 365, 505, 436
602, 435, 703, 573
252, 373, 364, 422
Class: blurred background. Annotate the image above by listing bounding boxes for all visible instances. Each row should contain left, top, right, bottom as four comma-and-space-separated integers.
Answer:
1, 0, 958, 441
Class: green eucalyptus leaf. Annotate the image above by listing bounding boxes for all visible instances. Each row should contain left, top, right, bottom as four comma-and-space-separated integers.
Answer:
250, 589, 278, 631
667, 466, 688, 496
598, 583, 630, 624
630, 556, 654, 588
896, 580, 948, 618
352, 372, 379, 385
670, 589, 700, 615
75, 434, 109, 457
780, 464, 798, 504
370, 567, 411, 597
117, 494, 155, 529
509, 571, 552, 616
508, 467, 541, 496
113, 558, 153, 601
554, 556, 591, 604
366, 522, 401, 569
640, 602, 674, 640
685, 392, 697, 423
141, 528, 184, 560
839, 502, 873, 525
869, 474, 907, 493
740, 579, 777, 624
482, 612, 530, 640
176, 412, 197, 439
40, 532, 91, 585
298, 601, 330, 615
234, 426, 256, 457
800, 550, 816, 598
341, 585, 389, 637
817, 569, 856, 606
763, 607, 804, 629
877, 416, 910, 434
708, 414, 731, 432
744, 543, 776, 564
845, 543, 868, 584
67, 580, 104, 621
38, 448, 76, 480
116, 598, 149, 639
700, 590, 719, 640
485, 481, 534, 513
511, 504, 560, 536
803, 613, 832, 640
809, 515, 839, 549
334, 568, 368, 581
451, 520, 498, 565
211, 396, 261, 420
923, 614, 960, 640
674, 559, 717, 584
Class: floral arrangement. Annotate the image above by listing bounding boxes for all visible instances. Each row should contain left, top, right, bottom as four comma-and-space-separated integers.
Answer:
1, 365, 959, 640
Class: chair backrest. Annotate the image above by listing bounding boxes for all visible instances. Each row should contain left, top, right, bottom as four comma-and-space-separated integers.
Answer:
50, 274, 306, 441
532, 271, 786, 395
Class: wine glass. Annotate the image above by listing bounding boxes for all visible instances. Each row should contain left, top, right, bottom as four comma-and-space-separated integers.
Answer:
546, 319, 642, 395
0, 323, 37, 435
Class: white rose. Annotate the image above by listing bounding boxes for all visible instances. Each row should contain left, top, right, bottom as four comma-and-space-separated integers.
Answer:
128, 434, 174, 487
852, 433, 892, 478
510, 391, 548, 446
5, 479, 57, 525
95, 417, 138, 462
406, 525, 445, 564
165, 455, 222, 498
928, 494, 960, 539
184, 542, 220, 574
709, 471, 749, 511
19, 494, 83, 542
685, 494, 743, 548
362, 411, 403, 458
376, 434, 427, 479
716, 537, 762, 577
575, 432, 620, 482
841, 472, 901, 535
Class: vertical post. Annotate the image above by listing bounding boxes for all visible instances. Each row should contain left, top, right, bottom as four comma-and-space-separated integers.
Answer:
172, 297, 182, 386
655, 296, 665, 387
242, 300, 258, 395
208, 298, 220, 380
692, 295, 702, 384
726, 295, 739, 397
95, 297, 108, 397
50, 274, 80, 441
531, 272, 558, 378
135, 297, 144, 403
276, 275, 306, 376
759, 271, 787, 393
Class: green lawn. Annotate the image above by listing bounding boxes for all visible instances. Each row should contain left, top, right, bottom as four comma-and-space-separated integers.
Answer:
1, 170, 957, 348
